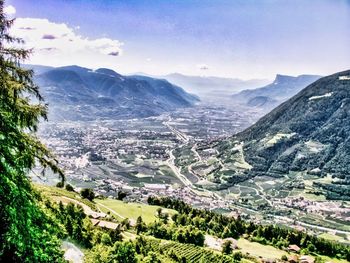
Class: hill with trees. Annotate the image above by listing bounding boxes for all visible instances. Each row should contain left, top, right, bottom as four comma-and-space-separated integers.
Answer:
180, 70, 350, 200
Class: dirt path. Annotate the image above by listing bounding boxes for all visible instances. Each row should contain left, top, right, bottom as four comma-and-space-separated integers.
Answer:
57, 196, 107, 218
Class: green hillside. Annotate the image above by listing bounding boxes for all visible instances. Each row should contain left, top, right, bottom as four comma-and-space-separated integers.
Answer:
38, 186, 350, 262
180, 71, 350, 200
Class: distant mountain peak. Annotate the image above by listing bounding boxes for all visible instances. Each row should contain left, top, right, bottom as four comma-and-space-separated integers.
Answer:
232, 74, 322, 109
95, 68, 122, 78
273, 74, 294, 84
57, 65, 90, 73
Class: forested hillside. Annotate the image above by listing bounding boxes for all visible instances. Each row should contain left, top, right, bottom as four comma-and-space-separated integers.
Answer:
182, 71, 350, 200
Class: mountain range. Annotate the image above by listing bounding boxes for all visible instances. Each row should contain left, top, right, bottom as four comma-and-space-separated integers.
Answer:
231, 74, 321, 110
182, 70, 350, 200
28, 65, 199, 121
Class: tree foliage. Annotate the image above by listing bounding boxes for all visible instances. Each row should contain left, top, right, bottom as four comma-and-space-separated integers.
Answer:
80, 188, 95, 201
84, 241, 137, 263
148, 196, 350, 260
222, 240, 233, 255
0, 2, 64, 261
65, 183, 74, 191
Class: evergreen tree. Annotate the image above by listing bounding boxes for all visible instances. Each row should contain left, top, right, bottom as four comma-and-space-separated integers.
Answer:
0, 1, 64, 261
222, 240, 233, 255
136, 215, 146, 234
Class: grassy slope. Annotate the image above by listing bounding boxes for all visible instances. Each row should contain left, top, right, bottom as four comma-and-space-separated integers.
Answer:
36, 184, 176, 224
236, 239, 348, 263
236, 238, 287, 259
34, 184, 96, 209
96, 198, 177, 224
35, 184, 348, 262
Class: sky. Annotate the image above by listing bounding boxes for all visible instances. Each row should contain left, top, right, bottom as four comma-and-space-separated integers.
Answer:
5, 0, 350, 79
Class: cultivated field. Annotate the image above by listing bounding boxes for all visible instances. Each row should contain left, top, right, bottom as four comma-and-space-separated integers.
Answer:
96, 198, 177, 224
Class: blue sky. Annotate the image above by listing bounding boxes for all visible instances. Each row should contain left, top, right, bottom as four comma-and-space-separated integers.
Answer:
6, 0, 350, 79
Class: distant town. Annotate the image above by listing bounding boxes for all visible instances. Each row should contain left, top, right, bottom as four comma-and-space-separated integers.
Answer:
34, 104, 350, 244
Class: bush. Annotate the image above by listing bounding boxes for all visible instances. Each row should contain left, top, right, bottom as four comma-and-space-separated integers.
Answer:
65, 184, 74, 192
111, 241, 137, 263
222, 240, 233, 254
233, 251, 243, 262
80, 188, 95, 201
281, 255, 288, 261
101, 233, 112, 246
117, 191, 127, 200
56, 182, 64, 188
143, 251, 161, 263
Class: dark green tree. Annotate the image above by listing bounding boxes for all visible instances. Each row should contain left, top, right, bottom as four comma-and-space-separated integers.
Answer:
80, 188, 95, 201
222, 240, 233, 255
233, 251, 243, 262
100, 233, 112, 246
110, 241, 137, 263
117, 191, 127, 200
65, 183, 74, 191
56, 181, 64, 188
156, 207, 163, 218
121, 218, 130, 230
0, 1, 64, 261
135, 215, 146, 234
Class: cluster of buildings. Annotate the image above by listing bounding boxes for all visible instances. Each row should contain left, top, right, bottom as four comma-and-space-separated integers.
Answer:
273, 196, 350, 223
39, 120, 179, 174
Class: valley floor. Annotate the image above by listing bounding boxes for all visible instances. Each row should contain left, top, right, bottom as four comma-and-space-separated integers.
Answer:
33, 104, 350, 245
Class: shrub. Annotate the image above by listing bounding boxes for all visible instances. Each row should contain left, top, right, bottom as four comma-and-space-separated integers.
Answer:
56, 182, 64, 188
80, 188, 95, 201
65, 184, 74, 192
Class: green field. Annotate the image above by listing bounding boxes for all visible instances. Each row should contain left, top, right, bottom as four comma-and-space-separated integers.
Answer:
36, 184, 176, 225
236, 239, 288, 259
96, 198, 177, 224
301, 192, 326, 201
235, 238, 349, 263
318, 255, 349, 263
35, 184, 96, 209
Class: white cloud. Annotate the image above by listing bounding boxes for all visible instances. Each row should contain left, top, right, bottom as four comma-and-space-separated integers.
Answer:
10, 18, 123, 67
4, 5, 16, 16
197, 64, 209, 70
